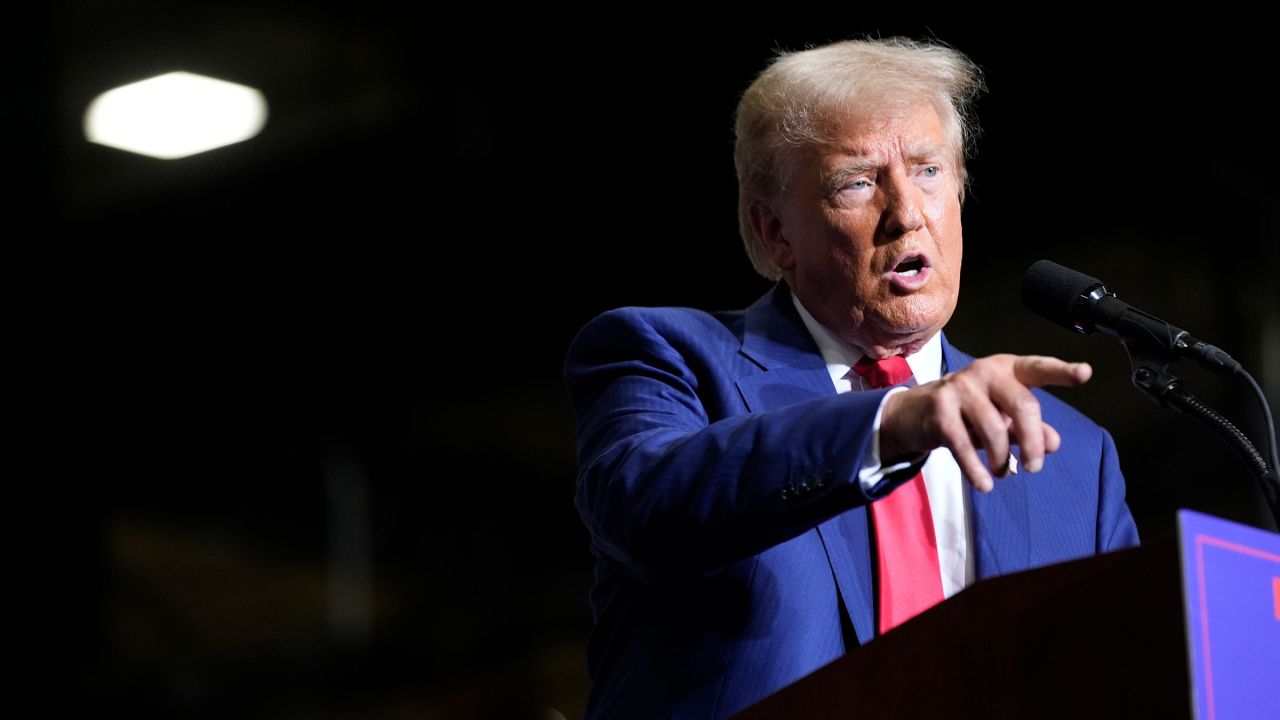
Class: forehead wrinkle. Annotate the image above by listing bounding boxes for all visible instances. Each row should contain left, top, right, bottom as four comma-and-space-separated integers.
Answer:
821, 109, 951, 167
823, 138, 949, 181
904, 141, 948, 163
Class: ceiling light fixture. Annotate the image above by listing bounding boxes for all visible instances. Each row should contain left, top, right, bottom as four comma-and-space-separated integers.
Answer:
84, 71, 268, 160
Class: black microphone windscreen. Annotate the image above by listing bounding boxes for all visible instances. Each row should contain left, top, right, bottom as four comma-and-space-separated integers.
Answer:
1021, 259, 1104, 331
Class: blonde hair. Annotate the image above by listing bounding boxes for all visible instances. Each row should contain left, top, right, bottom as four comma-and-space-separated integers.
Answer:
734, 37, 985, 280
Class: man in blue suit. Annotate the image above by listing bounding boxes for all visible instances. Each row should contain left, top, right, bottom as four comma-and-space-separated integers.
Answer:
565, 37, 1139, 719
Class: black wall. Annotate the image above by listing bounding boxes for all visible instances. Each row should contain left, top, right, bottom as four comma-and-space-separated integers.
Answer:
10, 8, 1279, 718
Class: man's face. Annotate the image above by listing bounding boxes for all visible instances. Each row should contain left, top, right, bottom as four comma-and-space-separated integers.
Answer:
764, 101, 964, 358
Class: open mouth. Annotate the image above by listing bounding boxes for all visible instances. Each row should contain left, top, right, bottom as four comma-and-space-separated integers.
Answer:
885, 253, 932, 291
893, 257, 926, 277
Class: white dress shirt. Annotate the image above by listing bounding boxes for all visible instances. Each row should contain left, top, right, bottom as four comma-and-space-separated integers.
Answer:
791, 293, 975, 598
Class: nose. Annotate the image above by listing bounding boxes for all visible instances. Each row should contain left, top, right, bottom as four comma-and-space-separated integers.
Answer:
882, 173, 925, 237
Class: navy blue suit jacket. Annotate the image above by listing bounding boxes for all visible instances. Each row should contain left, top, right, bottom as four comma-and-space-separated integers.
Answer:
564, 283, 1139, 719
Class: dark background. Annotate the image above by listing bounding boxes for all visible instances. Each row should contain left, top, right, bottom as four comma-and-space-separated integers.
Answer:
9, 6, 1279, 718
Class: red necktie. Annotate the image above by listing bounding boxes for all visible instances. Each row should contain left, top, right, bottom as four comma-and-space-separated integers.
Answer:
852, 355, 945, 634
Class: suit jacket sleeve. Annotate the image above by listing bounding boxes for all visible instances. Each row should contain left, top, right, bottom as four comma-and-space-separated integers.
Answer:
565, 307, 900, 582
1097, 427, 1140, 551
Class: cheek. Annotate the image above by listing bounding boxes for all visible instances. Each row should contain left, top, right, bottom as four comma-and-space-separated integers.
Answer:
927, 199, 964, 266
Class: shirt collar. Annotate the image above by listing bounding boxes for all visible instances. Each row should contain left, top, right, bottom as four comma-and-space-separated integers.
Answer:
790, 290, 944, 391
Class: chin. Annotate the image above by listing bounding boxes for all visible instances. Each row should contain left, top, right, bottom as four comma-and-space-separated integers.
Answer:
884, 301, 951, 334
869, 306, 952, 354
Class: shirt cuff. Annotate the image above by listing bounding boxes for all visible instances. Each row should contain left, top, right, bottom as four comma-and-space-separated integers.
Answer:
857, 386, 929, 494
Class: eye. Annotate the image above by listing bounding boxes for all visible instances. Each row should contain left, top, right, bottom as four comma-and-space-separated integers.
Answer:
919, 165, 940, 177
836, 178, 873, 195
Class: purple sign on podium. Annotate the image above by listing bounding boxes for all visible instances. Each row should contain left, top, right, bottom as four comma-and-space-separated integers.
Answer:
1178, 509, 1280, 720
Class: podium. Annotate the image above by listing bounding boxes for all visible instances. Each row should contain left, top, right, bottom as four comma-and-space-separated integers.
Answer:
734, 511, 1280, 719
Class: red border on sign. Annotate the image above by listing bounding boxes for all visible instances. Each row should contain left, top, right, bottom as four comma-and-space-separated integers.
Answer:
1195, 534, 1280, 720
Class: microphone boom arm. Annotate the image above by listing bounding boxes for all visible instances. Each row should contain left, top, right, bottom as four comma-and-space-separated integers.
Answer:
1122, 341, 1280, 527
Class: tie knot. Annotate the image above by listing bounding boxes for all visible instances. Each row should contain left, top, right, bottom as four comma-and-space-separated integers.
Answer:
852, 355, 913, 389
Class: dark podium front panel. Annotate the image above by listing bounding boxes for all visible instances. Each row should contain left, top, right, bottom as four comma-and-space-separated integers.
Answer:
734, 542, 1189, 719
736, 510, 1280, 719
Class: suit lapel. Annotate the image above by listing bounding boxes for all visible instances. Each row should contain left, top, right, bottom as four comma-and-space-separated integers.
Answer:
734, 283, 836, 407
736, 285, 876, 646
733, 304, 1036, 638
941, 340, 1032, 580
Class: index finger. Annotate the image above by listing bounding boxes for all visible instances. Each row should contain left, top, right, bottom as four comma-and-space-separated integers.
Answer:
1012, 356, 1093, 388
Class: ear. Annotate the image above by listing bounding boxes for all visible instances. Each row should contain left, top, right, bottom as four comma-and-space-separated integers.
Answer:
748, 197, 794, 272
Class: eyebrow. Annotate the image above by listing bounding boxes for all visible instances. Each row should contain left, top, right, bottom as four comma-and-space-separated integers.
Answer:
822, 144, 951, 189
822, 161, 877, 192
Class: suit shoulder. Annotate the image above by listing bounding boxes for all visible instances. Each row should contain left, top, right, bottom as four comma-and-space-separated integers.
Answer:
562, 304, 753, 410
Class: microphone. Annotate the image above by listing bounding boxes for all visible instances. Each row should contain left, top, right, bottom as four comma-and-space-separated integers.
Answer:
1020, 259, 1240, 374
